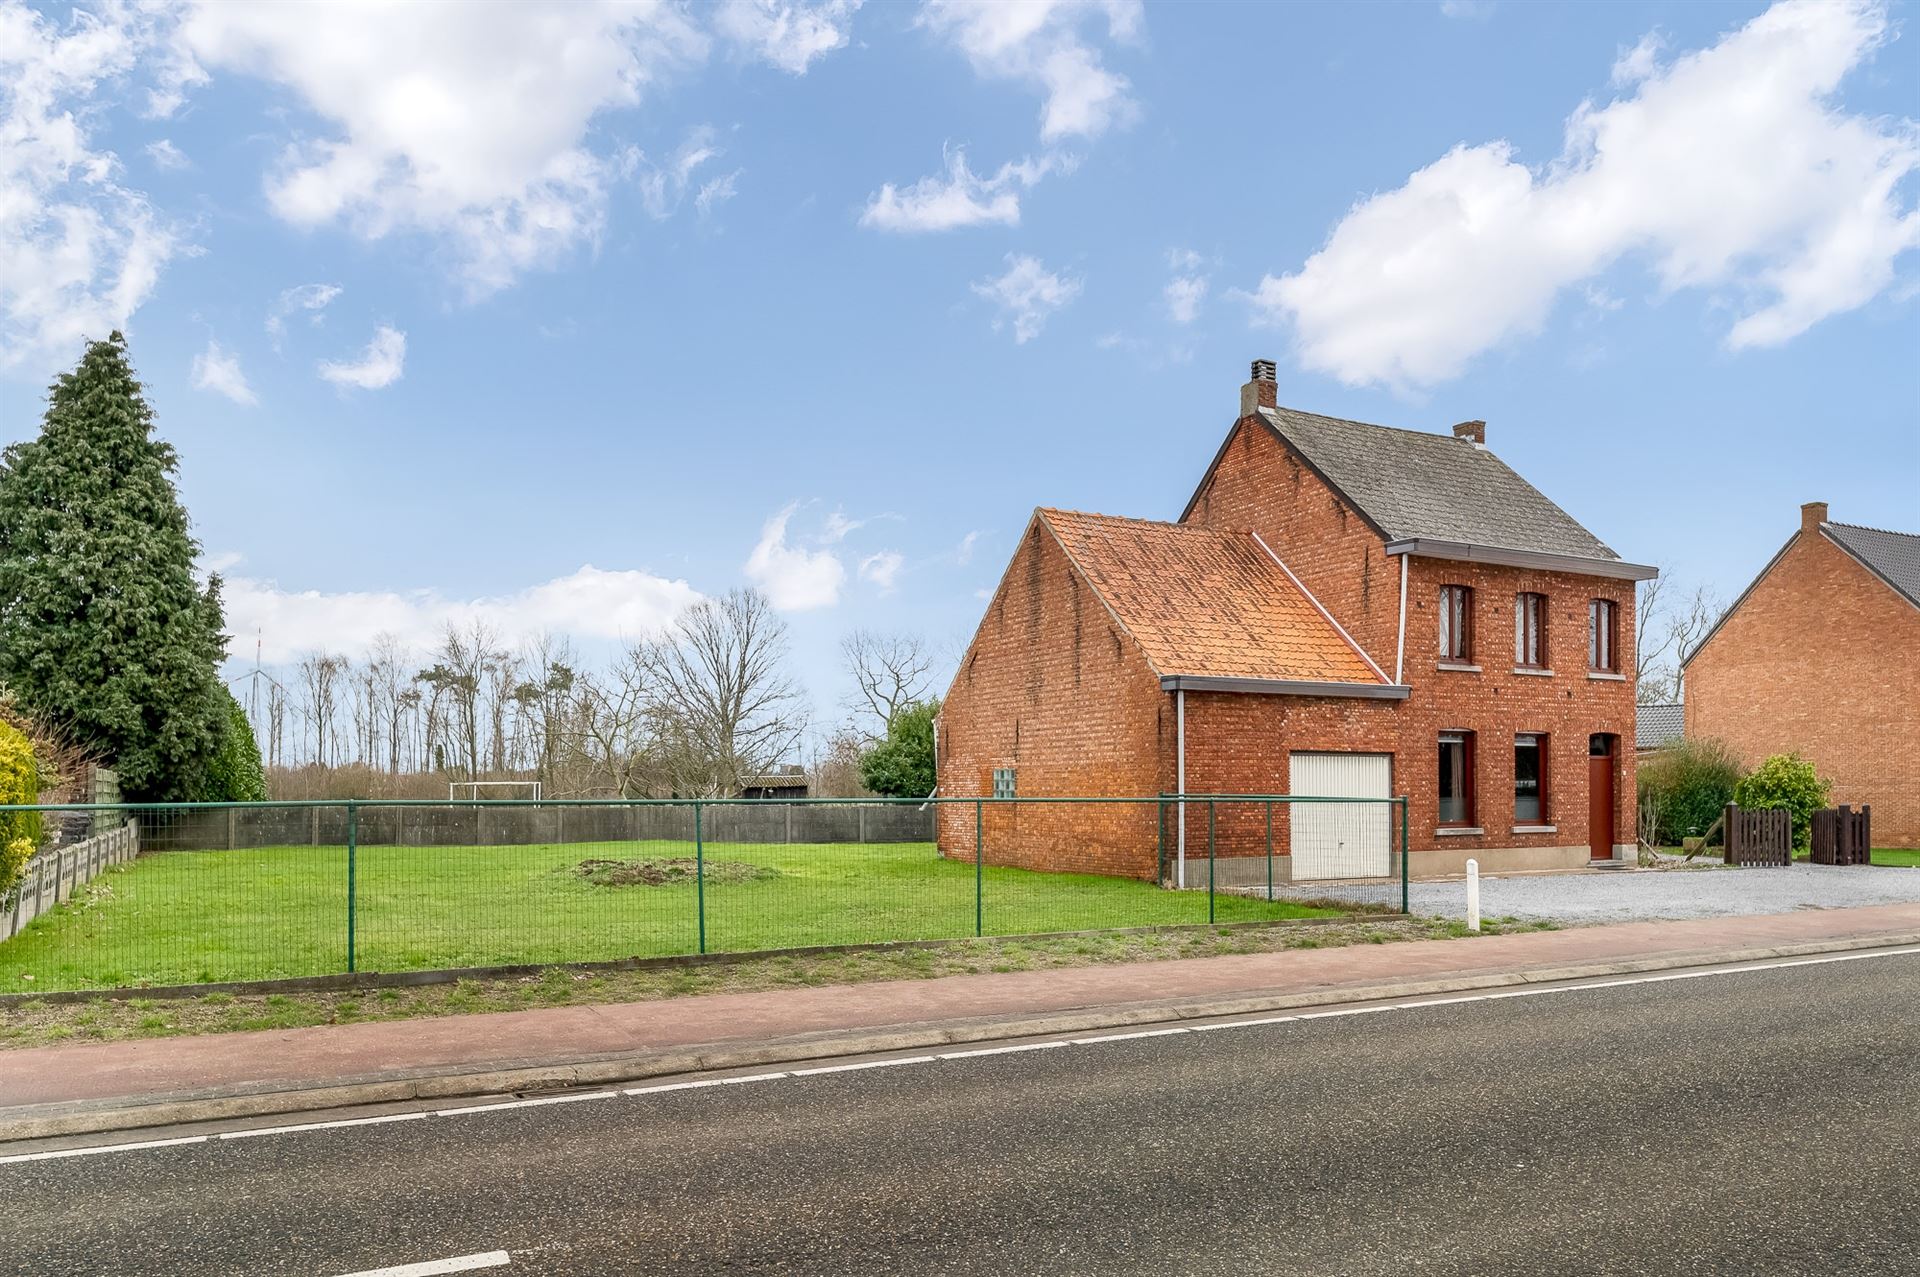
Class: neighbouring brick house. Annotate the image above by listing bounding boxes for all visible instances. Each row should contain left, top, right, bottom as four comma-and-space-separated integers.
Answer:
1683, 503, 1920, 848
937, 361, 1656, 882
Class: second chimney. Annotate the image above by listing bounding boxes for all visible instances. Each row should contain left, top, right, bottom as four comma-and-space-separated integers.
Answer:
1801, 501, 1829, 532
1452, 419, 1486, 446
1240, 359, 1278, 416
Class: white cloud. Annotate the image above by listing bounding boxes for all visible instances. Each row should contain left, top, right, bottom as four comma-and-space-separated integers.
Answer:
0, 0, 178, 371
695, 169, 741, 219
918, 0, 1142, 142
1164, 250, 1209, 324
145, 138, 190, 171
858, 550, 904, 591
191, 338, 257, 405
859, 149, 1057, 233
972, 254, 1081, 343
1249, 0, 1920, 390
715, 0, 861, 74
224, 564, 701, 665
746, 503, 847, 610
318, 325, 406, 390
164, 1, 708, 297
955, 530, 980, 564
1440, 0, 1496, 21
266, 282, 343, 342
633, 126, 727, 220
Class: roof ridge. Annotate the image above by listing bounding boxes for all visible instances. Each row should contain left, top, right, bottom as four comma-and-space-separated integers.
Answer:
1826, 519, 1919, 540
1267, 403, 1472, 445
1039, 507, 1230, 533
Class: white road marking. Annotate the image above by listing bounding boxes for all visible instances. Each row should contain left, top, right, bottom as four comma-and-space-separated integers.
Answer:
220, 1112, 429, 1140
790, 1055, 937, 1076
9, 944, 1916, 1166
331, 1251, 509, 1276
1069, 1027, 1190, 1044
437, 1091, 620, 1117
939, 1041, 1068, 1059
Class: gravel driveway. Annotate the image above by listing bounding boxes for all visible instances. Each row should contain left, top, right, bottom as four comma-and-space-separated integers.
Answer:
1396, 861, 1920, 925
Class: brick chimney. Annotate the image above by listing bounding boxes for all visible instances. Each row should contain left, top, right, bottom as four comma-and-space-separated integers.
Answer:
1239, 359, 1278, 416
1801, 501, 1829, 532
1452, 419, 1486, 446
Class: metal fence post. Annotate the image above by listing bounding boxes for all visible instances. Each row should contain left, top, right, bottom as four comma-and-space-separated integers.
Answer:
694, 801, 707, 955
1400, 798, 1410, 914
974, 798, 984, 938
1265, 800, 1274, 902
1207, 800, 1216, 924
346, 800, 358, 973
1157, 798, 1166, 885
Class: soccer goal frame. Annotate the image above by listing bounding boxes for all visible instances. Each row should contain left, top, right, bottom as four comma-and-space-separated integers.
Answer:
448, 780, 543, 801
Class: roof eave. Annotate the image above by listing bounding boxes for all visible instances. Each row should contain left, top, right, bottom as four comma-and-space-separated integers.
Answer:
1384, 538, 1658, 582
1159, 674, 1411, 700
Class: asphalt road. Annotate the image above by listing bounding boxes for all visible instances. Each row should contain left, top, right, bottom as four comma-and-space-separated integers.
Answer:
6, 953, 1918, 1276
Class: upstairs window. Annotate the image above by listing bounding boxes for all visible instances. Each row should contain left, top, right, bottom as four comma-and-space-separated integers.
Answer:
1515, 734, 1547, 823
1588, 599, 1617, 671
1514, 592, 1548, 669
1438, 732, 1476, 827
1439, 585, 1474, 661
992, 767, 1016, 799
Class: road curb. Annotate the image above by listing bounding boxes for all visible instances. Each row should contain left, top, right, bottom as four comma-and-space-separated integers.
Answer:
5, 931, 1917, 1143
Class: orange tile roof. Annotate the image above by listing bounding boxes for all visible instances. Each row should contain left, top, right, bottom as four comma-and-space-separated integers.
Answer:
1041, 508, 1387, 686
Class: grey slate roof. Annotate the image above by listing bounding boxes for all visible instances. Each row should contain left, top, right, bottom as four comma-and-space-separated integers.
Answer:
1824, 521, 1920, 608
1636, 703, 1685, 752
1256, 406, 1621, 561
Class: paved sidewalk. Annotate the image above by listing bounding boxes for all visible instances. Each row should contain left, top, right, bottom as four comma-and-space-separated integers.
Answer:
5, 903, 1917, 1136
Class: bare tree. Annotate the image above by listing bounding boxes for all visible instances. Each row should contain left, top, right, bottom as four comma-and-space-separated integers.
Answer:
296, 651, 347, 768
635, 588, 808, 796
1636, 573, 1722, 705
806, 725, 871, 798
841, 629, 934, 741
562, 652, 659, 797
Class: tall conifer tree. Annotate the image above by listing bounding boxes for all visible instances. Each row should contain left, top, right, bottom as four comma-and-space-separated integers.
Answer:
0, 333, 230, 800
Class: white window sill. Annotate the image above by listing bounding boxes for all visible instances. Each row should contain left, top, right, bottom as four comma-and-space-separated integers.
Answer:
1435, 826, 1484, 836
1587, 671, 1626, 682
1512, 824, 1558, 834
1512, 667, 1555, 677
1436, 662, 1482, 673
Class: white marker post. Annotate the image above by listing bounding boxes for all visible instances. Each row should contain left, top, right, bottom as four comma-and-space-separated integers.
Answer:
1466, 858, 1481, 932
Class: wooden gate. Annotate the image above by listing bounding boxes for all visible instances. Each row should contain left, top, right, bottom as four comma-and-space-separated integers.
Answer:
1722, 804, 1791, 867
1810, 805, 1872, 866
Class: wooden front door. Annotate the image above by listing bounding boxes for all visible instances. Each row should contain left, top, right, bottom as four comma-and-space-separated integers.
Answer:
1588, 734, 1616, 861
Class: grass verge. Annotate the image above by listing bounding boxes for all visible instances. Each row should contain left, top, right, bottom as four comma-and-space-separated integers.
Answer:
0, 840, 1376, 992
0, 914, 1555, 1051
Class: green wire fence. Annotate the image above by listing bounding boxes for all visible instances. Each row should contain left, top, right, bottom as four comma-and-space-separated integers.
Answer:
0, 795, 1410, 993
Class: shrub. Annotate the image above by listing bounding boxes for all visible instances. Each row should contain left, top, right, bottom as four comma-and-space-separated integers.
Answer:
200, 690, 266, 802
0, 717, 40, 899
1637, 736, 1742, 846
1733, 754, 1831, 851
860, 700, 938, 798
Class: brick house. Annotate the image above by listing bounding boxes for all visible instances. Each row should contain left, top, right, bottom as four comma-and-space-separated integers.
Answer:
1683, 503, 1920, 848
936, 361, 1656, 882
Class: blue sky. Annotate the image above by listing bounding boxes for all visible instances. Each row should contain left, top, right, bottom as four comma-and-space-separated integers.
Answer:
1, 0, 1915, 730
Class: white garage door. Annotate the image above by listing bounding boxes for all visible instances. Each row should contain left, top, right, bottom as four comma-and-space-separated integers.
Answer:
1289, 752, 1393, 880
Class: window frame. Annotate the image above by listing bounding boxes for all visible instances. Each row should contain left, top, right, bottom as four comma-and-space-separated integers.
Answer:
1438, 584, 1474, 662
1437, 731, 1477, 828
1514, 592, 1549, 669
1588, 598, 1617, 672
1514, 732, 1549, 825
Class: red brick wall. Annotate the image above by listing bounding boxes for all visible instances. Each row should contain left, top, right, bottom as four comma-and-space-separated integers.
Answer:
935, 516, 1171, 878
1186, 418, 1400, 669
1185, 416, 1640, 853
1685, 531, 1920, 847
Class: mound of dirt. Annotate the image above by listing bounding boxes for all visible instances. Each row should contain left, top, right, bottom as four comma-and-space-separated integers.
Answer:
574, 857, 779, 887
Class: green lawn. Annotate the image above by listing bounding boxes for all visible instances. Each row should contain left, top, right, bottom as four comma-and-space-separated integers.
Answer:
0, 841, 1353, 992
1793, 848, 1920, 868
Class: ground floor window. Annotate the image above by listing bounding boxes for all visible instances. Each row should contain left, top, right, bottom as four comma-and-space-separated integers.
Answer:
992, 767, 1016, 799
1438, 732, 1475, 826
1514, 733, 1547, 823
